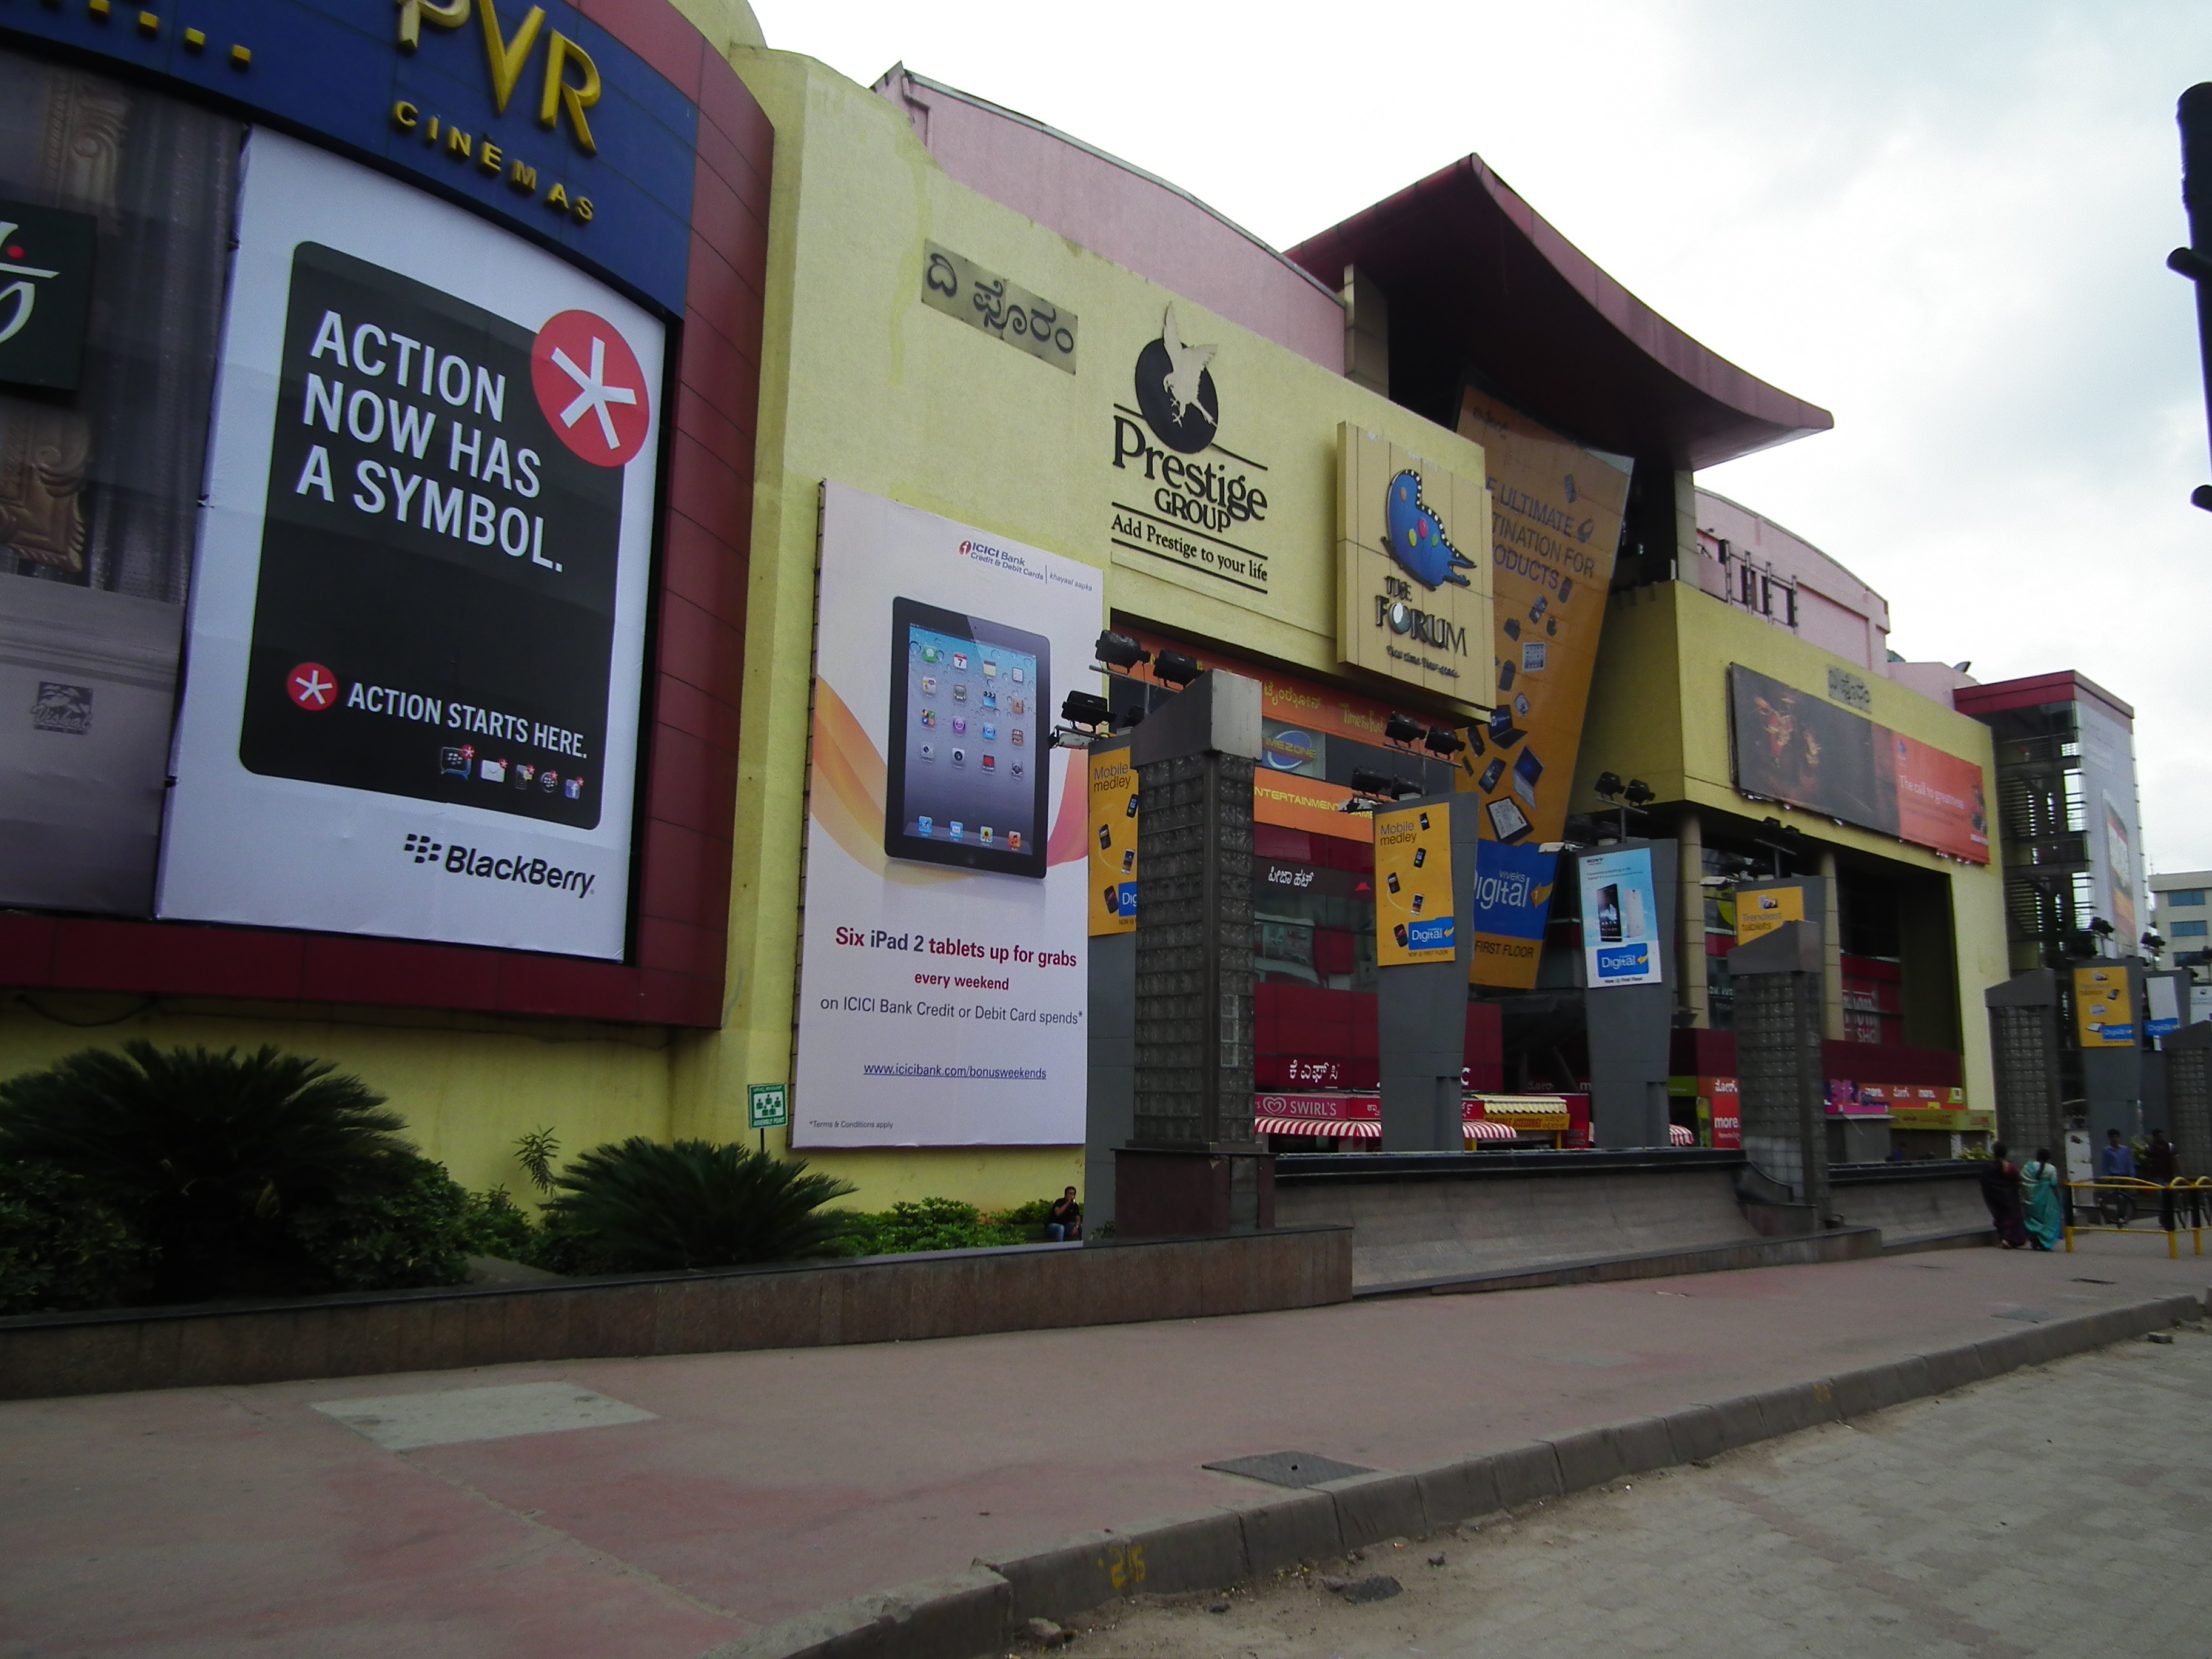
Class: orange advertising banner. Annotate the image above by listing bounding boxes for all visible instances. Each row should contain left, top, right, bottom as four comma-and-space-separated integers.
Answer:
1454, 392, 1631, 987
1890, 732, 1991, 864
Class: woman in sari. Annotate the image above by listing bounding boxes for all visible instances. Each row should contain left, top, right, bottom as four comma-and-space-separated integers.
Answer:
1981, 1141, 2030, 1248
2022, 1147, 2065, 1251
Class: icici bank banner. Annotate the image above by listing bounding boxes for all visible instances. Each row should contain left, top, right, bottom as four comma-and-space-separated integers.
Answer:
1729, 666, 1989, 863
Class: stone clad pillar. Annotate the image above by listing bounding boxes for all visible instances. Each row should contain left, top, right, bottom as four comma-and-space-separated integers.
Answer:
1115, 671, 1270, 1236
1731, 922, 1829, 1222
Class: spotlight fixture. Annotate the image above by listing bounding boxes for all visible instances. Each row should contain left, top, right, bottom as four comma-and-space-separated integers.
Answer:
1059, 690, 1113, 731
1152, 649, 1202, 688
1093, 631, 1150, 671
2088, 917, 2116, 937
1623, 778, 1655, 808
1423, 725, 1465, 758
1384, 711, 1426, 747
1348, 767, 1398, 799
2142, 929, 2165, 954
1115, 706, 1145, 729
1391, 776, 1423, 799
1594, 771, 1623, 800
1561, 813, 1603, 845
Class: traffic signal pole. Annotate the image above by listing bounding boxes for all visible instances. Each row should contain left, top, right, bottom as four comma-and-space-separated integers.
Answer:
2171, 84, 2212, 512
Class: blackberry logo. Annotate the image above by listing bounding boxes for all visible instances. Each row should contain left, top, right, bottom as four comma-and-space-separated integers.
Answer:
403, 832, 444, 864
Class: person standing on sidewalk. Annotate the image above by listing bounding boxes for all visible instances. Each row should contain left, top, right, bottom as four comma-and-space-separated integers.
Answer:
2146, 1130, 2179, 1233
2022, 1148, 2065, 1251
1982, 1142, 2029, 1248
2099, 1129, 2137, 1227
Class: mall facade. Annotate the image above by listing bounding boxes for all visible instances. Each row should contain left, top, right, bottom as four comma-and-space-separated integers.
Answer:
1, 0, 2114, 1205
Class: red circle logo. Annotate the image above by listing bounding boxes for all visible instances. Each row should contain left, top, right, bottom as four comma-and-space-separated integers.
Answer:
287, 662, 338, 711
531, 310, 651, 468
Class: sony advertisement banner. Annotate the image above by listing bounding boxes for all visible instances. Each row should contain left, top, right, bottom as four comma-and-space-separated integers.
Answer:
794, 484, 1101, 1146
158, 130, 661, 958
1579, 845, 1663, 987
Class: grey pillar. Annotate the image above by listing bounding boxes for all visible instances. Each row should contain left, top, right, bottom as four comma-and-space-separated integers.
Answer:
1985, 968, 2064, 1161
1815, 849, 1846, 1041
2078, 956, 2146, 1147
1376, 793, 1481, 1151
1678, 811, 1708, 1028
2165, 1019, 2212, 1176
1731, 922, 1829, 1218
1086, 927, 1136, 1228
1129, 671, 1261, 1148
1583, 839, 1679, 1148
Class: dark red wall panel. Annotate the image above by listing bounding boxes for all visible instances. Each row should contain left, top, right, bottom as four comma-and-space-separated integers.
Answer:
6, 27, 773, 1029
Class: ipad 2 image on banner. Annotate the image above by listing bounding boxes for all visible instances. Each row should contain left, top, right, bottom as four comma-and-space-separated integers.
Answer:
156, 132, 661, 959
795, 484, 1102, 1147
1578, 845, 1662, 987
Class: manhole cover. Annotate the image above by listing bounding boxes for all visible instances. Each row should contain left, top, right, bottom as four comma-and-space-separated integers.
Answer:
1994, 1307, 2053, 1323
1204, 1450, 1376, 1488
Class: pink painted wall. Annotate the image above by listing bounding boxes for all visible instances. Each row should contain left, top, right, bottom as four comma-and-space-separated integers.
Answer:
876, 69, 1344, 372
1695, 489, 1891, 671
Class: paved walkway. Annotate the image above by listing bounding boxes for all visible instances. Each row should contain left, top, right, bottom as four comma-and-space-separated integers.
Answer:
2, 1236, 2206, 1658
1091, 1318, 2212, 1657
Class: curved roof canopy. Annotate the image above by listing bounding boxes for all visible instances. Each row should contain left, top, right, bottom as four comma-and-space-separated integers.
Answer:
1289, 155, 1832, 469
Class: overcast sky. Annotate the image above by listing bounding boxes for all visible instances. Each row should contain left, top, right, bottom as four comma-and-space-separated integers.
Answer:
752, 0, 2212, 873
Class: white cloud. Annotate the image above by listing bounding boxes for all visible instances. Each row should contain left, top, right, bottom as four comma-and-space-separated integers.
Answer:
751, 0, 2212, 867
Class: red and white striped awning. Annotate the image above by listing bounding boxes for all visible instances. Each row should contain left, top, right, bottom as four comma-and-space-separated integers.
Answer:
1669, 1122, 1696, 1146
1463, 1118, 1518, 1142
1257, 1114, 1382, 1139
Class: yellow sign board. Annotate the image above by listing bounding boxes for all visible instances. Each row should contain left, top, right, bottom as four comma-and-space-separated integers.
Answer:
1374, 803, 1455, 965
2073, 964, 2135, 1048
1087, 743, 1138, 937
1335, 427, 1492, 703
1734, 882, 1806, 945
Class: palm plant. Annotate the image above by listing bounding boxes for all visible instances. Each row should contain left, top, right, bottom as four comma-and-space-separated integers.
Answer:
541, 1138, 859, 1273
0, 1042, 415, 1300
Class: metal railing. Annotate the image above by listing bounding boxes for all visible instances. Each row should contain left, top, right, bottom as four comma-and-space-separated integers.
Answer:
2063, 1178, 2212, 1258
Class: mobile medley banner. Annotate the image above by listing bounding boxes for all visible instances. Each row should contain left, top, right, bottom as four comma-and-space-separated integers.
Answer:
157, 132, 661, 958
1373, 802, 1455, 965
793, 484, 1102, 1147
1728, 665, 1989, 864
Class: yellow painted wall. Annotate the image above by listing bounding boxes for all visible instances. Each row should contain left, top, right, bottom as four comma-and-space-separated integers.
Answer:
1577, 579, 2008, 1112
708, 49, 1486, 1201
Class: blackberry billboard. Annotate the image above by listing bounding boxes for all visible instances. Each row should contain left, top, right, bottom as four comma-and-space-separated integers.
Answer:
159, 133, 662, 960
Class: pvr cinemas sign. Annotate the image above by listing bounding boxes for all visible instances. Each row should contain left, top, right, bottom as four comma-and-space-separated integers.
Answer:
390, 0, 606, 225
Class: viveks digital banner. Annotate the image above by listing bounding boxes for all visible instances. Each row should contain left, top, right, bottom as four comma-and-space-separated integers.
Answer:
157, 132, 660, 957
1578, 846, 1663, 987
1456, 394, 1631, 988
1729, 665, 1989, 864
1088, 740, 1139, 936
794, 483, 1102, 1146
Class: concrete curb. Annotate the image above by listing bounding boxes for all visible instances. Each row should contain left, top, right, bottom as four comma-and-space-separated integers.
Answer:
715, 1289, 2206, 1659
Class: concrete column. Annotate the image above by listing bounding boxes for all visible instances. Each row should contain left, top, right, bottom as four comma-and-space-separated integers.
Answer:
1129, 672, 1261, 1148
1340, 266, 1389, 397
1817, 848, 1846, 1041
1731, 922, 1829, 1218
1376, 794, 1481, 1151
1678, 811, 1708, 1028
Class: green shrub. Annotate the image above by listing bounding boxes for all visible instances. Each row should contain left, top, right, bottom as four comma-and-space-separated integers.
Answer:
457, 1187, 540, 1260
287, 1153, 473, 1292
0, 1160, 153, 1315
995, 1198, 1057, 1227
540, 1138, 859, 1273
0, 1041, 424, 1301
847, 1197, 1025, 1255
